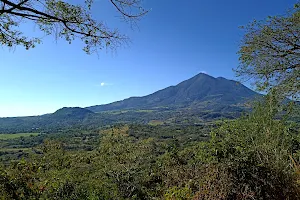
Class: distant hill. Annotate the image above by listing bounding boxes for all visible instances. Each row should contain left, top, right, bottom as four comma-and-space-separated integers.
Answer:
0, 107, 96, 133
52, 107, 94, 120
0, 73, 261, 133
87, 73, 259, 112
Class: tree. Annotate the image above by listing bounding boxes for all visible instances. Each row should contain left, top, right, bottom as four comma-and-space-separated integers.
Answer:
194, 94, 300, 199
236, 3, 300, 99
0, 0, 148, 54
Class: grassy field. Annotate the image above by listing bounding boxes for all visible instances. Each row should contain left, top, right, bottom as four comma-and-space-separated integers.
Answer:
0, 133, 40, 140
148, 120, 164, 126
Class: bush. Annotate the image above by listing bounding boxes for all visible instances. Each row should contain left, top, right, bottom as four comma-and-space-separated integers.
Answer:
194, 94, 300, 199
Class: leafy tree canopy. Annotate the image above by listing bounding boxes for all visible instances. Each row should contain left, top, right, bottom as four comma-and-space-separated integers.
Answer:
0, 0, 148, 54
236, 2, 300, 99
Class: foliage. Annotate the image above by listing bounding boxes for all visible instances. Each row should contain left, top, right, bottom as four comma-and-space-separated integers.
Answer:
236, 2, 300, 98
0, 0, 148, 53
196, 94, 300, 199
0, 95, 299, 199
164, 186, 193, 200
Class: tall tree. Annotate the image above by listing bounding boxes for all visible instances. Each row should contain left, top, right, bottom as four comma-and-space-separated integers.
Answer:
0, 0, 148, 54
236, 3, 300, 99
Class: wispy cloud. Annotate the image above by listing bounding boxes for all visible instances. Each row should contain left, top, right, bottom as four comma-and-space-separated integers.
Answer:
96, 82, 113, 87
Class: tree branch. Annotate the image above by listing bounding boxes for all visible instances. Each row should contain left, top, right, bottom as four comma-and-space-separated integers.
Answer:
0, 0, 147, 53
1, 0, 29, 14
1, 0, 68, 22
109, 0, 148, 18
0, 0, 121, 39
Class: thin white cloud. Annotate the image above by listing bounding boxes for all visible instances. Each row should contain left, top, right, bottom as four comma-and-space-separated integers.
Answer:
96, 82, 113, 87
200, 70, 208, 74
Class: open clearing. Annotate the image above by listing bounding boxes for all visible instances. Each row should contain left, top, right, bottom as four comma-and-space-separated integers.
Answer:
0, 133, 40, 140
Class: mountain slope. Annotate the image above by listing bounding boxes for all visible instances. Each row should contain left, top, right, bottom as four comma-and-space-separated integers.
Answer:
0, 107, 96, 133
52, 107, 94, 120
87, 73, 259, 112
0, 74, 261, 133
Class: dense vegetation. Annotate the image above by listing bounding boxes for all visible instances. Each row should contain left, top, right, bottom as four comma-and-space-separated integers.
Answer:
0, 94, 299, 199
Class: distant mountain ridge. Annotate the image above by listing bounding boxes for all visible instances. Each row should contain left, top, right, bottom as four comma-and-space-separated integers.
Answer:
87, 73, 258, 112
0, 73, 261, 133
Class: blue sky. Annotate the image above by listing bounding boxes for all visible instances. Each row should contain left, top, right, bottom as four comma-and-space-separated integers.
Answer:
0, 0, 297, 117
